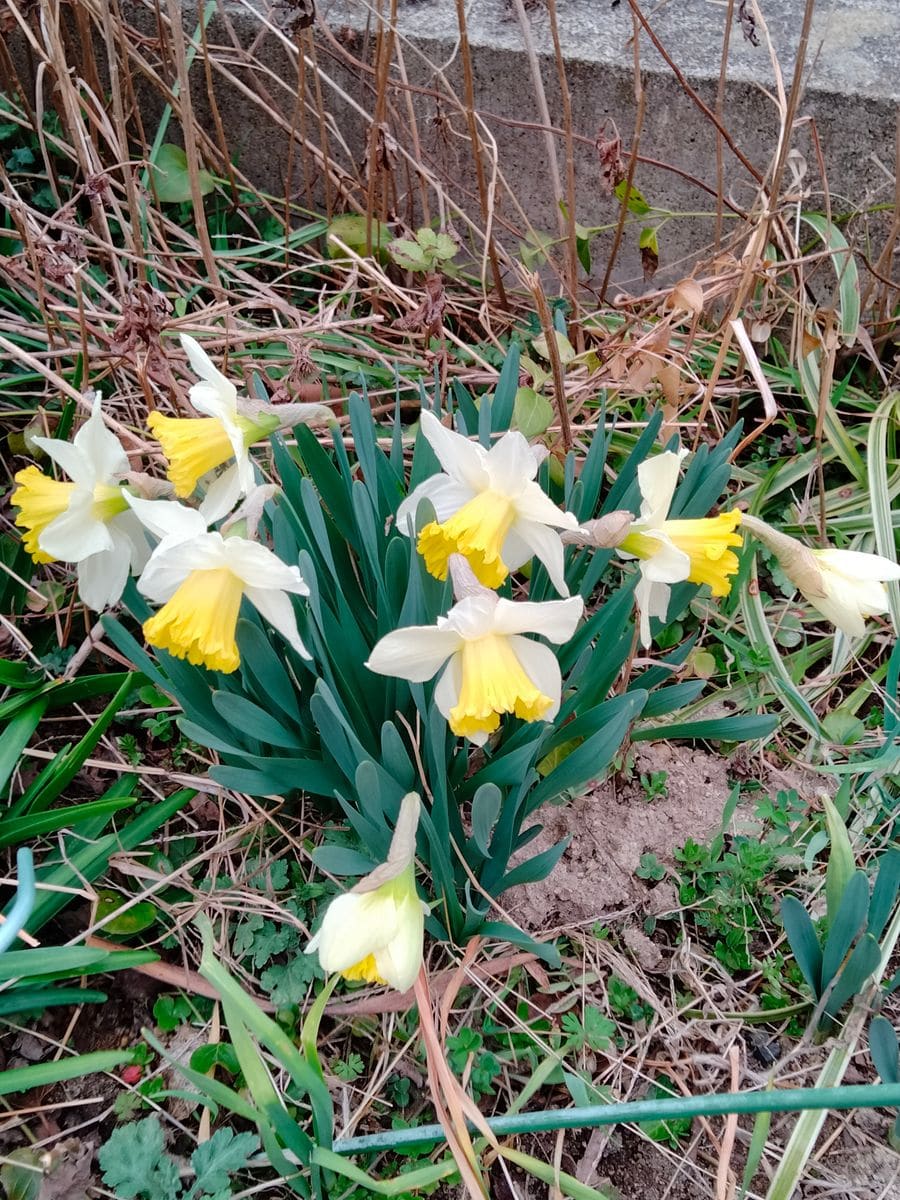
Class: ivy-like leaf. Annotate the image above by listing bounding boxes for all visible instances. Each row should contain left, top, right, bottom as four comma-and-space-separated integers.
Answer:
189, 1127, 259, 1198
98, 1118, 180, 1200
150, 144, 215, 204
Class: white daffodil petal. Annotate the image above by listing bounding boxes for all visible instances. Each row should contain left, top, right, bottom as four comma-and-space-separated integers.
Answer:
366, 625, 462, 682
109, 511, 151, 574
640, 535, 691, 583
199, 463, 244, 524
30, 436, 96, 490
39, 494, 114, 561
806, 589, 869, 638
243, 584, 310, 659
72, 398, 129, 481
188, 379, 239, 423
635, 575, 671, 648
180, 334, 238, 412
76, 544, 130, 610
232, 441, 256, 495
396, 476, 476, 532
433, 652, 463, 723
507, 635, 563, 721
137, 533, 229, 601
313, 893, 395, 974
491, 595, 583, 642
124, 493, 208, 542
513, 482, 580, 530
418, 410, 489, 492
223, 539, 309, 594
485, 429, 538, 493
814, 548, 900, 582
441, 592, 500, 640
376, 898, 425, 991
637, 451, 681, 526
507, 516, 570, 596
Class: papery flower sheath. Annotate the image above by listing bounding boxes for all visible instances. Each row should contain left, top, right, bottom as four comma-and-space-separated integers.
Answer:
305, 792, 427, 992
366, 588, 583, 746
11, 397, 149, 610
126, 495, 309, 673
397, 410, 579, 595
741, 515, 900, 638
616, 450, 742, 646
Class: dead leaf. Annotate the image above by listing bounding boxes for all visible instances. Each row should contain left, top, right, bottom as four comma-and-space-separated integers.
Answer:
670, 277, 704, 315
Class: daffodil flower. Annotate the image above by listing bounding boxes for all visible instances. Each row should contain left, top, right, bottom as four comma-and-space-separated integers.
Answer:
397, 410, 579, 595
126, 495, 309, 673
615, 451, 742, 646
366, 585, 583, 745
306, 792, 427, 992
11, 397, 150, 610
150, 335, 329, 522
742, 515, 900, 638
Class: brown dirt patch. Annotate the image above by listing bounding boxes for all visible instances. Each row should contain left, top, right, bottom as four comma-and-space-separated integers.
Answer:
507, 742, 731, 930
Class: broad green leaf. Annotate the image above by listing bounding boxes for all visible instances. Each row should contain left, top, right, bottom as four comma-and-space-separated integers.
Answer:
95, 890, 158, 937
190, 1127, 260, 1196
614, 179, 651, 215
824, 933, 880, 1018
512, 386, 553, 437
388, 238, 427, 271
150, 143, 214, 203
310, 845, 375, 876
822, 870, 869, 988
327, 213, 388, 260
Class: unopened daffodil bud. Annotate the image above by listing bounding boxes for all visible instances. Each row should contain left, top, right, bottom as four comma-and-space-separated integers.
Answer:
306, 792, 426, 992
742, 514, 900, 638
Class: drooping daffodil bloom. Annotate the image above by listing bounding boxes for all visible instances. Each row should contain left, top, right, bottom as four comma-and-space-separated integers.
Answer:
149, 334, 330, 522
615, 450, 742, 647
11, 397, 150, 610
742, 514, 900, 638
397, 409, 579, 595
306, 792, 427, 992
366, 576, 583, 745
126, 494, 309, 673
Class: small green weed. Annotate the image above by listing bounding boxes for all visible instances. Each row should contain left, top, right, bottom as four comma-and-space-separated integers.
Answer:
99, 1117, 258, 1199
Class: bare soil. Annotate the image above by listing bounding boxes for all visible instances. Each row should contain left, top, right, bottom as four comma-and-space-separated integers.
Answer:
507, 743, 733, 931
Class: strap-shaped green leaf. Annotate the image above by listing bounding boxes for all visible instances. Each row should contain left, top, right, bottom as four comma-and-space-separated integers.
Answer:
781, 895, 823, 996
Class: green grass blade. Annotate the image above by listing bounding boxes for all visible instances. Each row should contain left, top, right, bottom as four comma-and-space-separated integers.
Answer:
0, 1050, 131, 1096
867, 390, 900, 635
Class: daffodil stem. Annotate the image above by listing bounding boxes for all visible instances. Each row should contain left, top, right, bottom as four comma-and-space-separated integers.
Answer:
330, 1081, 900, 1155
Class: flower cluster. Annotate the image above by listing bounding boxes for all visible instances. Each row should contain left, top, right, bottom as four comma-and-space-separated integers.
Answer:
12, 335, 329, 672
10, 336, 899, 991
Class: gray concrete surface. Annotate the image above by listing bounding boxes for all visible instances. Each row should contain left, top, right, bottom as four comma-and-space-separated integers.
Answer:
305, 0, 898, 287
7, 0, 898, 290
